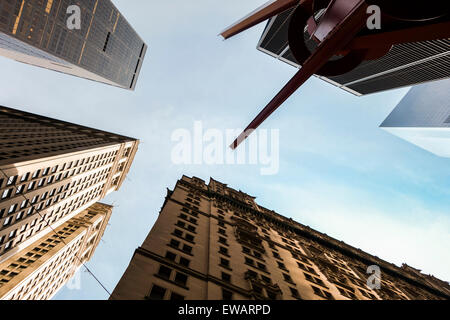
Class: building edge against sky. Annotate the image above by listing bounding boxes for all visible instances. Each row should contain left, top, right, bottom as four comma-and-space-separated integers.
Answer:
0, 202, 112, 300
0, 0, 147, 90
111, 176, 450, 300
256, 9, 450, 96
0, 105, 139, 267
380, 78, 450, 157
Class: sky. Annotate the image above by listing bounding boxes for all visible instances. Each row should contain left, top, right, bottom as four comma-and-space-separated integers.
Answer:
0, 0, 449, 300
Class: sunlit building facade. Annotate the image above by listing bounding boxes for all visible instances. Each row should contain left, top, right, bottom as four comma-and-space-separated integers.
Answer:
0, 202, 112, 300
0, 0, 147, 90
111, 176, 450, 300
0, 105, 138, 264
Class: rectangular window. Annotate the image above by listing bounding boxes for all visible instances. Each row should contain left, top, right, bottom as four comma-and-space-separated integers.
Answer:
185, 234, 194, 242
182, 244, 192, 254
221, 272, 231, 283
290, 287, 300, 297
165, 251, 176, 261
179, 257, 190, 267
174, 272, 188, 287
148, 285, 166, 300
220, 258, 230, 268
157, 265, 172, 279
222, 289, 233, 300
283, 273, 293, 283
170, 292, 185, 300
170, 239, 180, 248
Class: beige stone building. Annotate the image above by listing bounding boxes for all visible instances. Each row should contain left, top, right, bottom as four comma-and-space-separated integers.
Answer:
0, 202, 112, 300
0, 105, 138, 264
111, 176, 450, 300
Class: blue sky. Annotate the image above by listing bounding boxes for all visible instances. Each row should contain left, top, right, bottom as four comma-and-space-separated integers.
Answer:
0, 0, 449, 299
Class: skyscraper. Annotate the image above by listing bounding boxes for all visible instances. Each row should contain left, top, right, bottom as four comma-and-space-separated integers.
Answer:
0, 105, 138, 264
111, 176, 450, 300
380, 79, 450, 157
257, 9, 450, 95
0, 0, 147, 90
0, 202, 112, 300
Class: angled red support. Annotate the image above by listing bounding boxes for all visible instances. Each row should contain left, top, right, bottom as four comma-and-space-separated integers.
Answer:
230, 0, 368, 149
220, 0, 302, 39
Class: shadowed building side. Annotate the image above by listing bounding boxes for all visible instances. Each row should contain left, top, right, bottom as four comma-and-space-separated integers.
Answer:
0, 0, 147, 90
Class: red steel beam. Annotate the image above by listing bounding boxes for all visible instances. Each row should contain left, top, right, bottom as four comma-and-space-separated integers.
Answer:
220, 0, 302, 39
230, 0, 368, 149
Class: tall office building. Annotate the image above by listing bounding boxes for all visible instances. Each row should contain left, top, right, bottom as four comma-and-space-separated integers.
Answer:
257, 9, 450, 95
380, 78, 450, 157
0, 0, 147, 90
0, 105, 138, 264
111, 176, 450, 300
0, 202, 112, 300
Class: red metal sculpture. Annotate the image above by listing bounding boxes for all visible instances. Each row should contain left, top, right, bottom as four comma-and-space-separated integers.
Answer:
221, 0, 450, 149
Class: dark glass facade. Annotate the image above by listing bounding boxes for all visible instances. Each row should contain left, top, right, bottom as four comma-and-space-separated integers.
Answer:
0, 0, 147, 90
257, 10, 450, 95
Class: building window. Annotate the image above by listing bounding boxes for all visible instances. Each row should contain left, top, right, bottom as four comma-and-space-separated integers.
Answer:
170, 292, 185, 300
148, 285, 166, 300
304, 273, 326, 287
252, 284, 263, 294
174, 272, 188, 287
180, 257, 191, 268
221, 272, 231, 283
170, 239, 180, 248
277, 261, 287, 270
2, 188, 12, 199
289, 287, 300, 298
218, 237, 227, 245
245, 257, 254, 266
312, 286, 334, 300
220, 258, 230, 268
222, 289, 233, 300
267, 290, 278, 300
219, 246, 228, 255
165, 251, 176, 261
283, 273, 294, 283
257, 262, 266, 271
337, 287, 357, 300
182, 244, 192, 254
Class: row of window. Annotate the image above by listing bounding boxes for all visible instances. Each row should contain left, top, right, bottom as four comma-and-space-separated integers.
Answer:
0, 150, 117, 193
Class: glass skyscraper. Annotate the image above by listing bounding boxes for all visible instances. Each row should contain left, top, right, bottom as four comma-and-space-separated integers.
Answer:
380, 78, 450, 157
0, 0, 147, 90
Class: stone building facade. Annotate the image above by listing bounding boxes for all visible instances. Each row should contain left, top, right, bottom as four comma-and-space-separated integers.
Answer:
0, 105, 138, 263
111, 176, 450, 300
